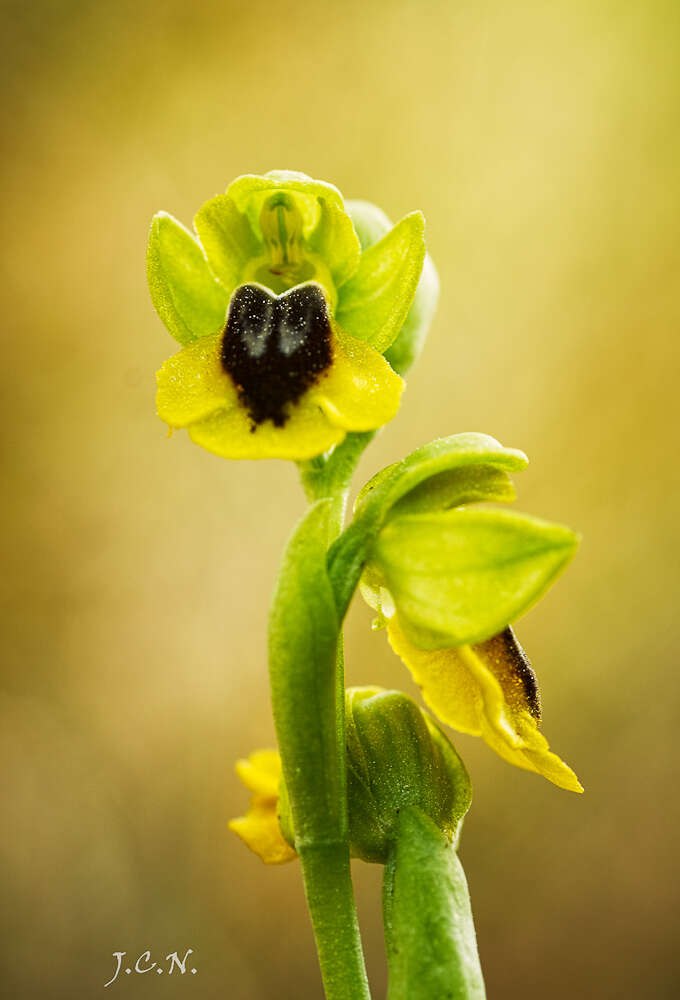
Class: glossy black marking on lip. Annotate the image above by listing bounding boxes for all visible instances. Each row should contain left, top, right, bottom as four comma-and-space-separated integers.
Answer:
484, 627, 541, 720
221, 283, 333, 428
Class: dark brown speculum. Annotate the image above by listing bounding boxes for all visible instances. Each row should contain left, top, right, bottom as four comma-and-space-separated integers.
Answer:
489, 626, 542, 720
221, 283, 333, 428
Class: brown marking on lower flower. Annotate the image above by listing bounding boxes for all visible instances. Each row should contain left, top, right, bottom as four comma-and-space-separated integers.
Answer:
478, 627, 541, 720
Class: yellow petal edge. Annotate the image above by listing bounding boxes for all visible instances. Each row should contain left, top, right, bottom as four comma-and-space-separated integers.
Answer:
386, 617, 583, 793
156, 321, 403, 461
229, 749, 297, 864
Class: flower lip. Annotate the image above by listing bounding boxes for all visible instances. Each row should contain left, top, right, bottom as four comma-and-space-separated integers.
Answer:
220, 282, 333, 428
484, 626, 541, 720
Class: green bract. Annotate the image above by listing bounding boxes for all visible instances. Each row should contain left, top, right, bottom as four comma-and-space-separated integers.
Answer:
371, 508, 578, 648
345, 688, 471, 864
327, 433, 529, 620
327, 431, 578, 647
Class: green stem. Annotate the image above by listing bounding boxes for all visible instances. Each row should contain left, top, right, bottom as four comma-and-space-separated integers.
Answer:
269, 435, 373, 1000
383, 807, 486, 1000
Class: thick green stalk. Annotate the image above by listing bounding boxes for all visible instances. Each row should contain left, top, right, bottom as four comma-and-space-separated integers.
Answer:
269, 436, 372, 1000
383, 807, 486, 1000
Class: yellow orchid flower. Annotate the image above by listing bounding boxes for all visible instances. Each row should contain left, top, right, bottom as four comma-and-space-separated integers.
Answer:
339, 433, 583, 793
155, 282, 403, 461
148, 171, 427, 461
377, 609, 582, 793
228, 749, 296, 864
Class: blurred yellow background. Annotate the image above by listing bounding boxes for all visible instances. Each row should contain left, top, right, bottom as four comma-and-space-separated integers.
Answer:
2, 0, 679, 996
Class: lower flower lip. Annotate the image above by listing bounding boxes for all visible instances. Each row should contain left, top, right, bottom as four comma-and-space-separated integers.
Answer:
220, 283, 334, 429
156, 306, 404, 462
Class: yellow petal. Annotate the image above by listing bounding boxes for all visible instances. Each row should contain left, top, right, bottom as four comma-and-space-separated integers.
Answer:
156, 332, 236, 427
387, 616, 481, 736
229, 803, 297, 865
230, 749, 297, 865
481, 711, 583, 793
312, 325, 404, 431
386, 617, 582, 793
188, 393, 345, 461
234, 749, 282, 798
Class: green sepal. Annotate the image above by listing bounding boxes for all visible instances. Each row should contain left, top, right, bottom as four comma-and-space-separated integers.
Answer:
336, 211, 426, 353
146, 212, 229, 345
345, 200, 439, 372
373, 508, 579, 648
194, 194, 261, 296
384, 807, 486, 1000
327, 434, 527, 622
226, 170, 360, 289
345, 688, 471, 864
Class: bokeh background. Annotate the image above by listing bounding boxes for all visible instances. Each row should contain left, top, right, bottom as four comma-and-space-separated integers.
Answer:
2, 0, 679, 996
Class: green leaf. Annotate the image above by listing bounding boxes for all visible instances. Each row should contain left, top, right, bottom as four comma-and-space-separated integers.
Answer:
336, 212, 426, 353
307, 196, 361, 288
194, 194, 260, 296
384, 808, 486, 1000
146, 212, 229, 345
371, 508, 579, 648
268, 499, 343, 843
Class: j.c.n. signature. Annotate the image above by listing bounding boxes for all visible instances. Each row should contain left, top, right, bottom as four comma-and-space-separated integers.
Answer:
104, 949, 196, 986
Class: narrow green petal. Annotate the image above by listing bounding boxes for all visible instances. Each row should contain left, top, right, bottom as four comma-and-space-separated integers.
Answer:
194, 194, 261, 296
311, 326, 404, 432
188, 396, 345, 461
307, 198, 361, 288
155, 332, 236, 427
147, 212, 229, 345
336, 212, 426, 352
385, 252, 439, 375
346, 199, 439, 373
373, 508, 579, 648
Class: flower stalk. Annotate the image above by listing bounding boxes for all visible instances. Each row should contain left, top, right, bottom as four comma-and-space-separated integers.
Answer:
147, 170, 582, 1000
269, 443, 373, 1000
